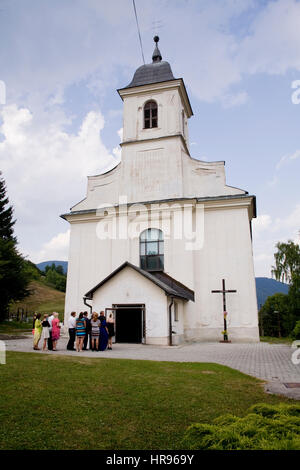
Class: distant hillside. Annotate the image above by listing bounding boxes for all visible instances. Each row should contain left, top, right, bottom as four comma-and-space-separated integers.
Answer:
256, 277, 289, 308
36, 260, 68, 274
10, 280, 65, 316
35, 262, 289, 308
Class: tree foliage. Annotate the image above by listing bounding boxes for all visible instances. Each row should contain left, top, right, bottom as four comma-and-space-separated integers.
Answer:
260, 240, 300, 337
44, 263, 66, 292
271, 240, 300, 283
0, 173, 30, 320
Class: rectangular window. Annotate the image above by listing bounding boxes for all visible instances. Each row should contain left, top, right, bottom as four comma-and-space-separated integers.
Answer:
174, 302, 178, 322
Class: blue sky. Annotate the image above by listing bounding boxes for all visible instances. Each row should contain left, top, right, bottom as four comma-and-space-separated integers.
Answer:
0, 0, 299, 277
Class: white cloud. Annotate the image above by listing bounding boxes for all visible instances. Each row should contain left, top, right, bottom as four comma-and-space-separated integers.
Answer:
252, 204, 300, 277
276, 149, 300, 171
33, 230, 70, 263
238, 0, 300, 75
0, 104, 120, 259
252, 214, 272, 236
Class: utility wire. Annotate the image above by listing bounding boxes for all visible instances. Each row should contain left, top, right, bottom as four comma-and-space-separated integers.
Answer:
132, 0, 145, 65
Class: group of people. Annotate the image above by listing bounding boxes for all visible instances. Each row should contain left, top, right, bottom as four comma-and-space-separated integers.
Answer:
32, 310, 115, 353
32, 312, 61, 351
67, 311, 115, 352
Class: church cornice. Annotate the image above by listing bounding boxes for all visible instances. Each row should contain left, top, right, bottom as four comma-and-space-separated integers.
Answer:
120, 133, 190, 156
118, 78, 193, 118
61, 194, 256, 223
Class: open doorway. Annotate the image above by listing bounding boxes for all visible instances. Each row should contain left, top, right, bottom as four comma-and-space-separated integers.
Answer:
112, 304, 145, 343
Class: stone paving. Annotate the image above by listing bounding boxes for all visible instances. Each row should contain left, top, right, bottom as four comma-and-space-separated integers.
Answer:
4, 335, 300, 399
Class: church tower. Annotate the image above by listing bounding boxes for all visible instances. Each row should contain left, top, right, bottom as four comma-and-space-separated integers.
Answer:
118, 36, 193, 203
62, 37, 259, 345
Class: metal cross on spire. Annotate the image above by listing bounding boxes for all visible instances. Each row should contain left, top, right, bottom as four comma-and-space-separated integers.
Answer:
211, 279, 237, 342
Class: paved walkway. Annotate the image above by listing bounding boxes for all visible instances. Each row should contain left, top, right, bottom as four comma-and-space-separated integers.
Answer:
4, 335, 300, 399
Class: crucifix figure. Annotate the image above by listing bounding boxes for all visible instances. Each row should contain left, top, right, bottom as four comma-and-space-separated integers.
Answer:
212, 279, 237, 342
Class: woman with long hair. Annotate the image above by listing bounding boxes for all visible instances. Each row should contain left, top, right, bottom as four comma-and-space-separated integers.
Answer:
106, 313, 115, 350
33, 313, 42, 350
41, 314, 50, 351
90, 312, 100, 351
76, 312, 86, 352
98, 311, 109, 351
51, 312, 61, 351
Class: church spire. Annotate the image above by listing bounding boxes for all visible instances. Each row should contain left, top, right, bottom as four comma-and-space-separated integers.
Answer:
152, 36, 162, 63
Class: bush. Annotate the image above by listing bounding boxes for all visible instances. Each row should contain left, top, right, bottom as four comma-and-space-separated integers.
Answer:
182, 404, 300, 450
292, 321, 300, 340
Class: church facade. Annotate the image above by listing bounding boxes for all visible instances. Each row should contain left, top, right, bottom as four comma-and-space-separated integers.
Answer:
62, 38, 259, 345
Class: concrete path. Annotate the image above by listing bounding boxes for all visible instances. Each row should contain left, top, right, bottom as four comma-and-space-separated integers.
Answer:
4, 335, 300, 400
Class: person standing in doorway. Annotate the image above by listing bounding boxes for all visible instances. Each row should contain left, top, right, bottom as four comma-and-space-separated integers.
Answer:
98, 311, 108, 351
106, 313, 115, 350
67, 311, 76, 351
83, 311, 91, 350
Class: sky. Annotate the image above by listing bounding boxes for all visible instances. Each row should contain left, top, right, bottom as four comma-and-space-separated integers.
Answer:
0, 0, 300, 278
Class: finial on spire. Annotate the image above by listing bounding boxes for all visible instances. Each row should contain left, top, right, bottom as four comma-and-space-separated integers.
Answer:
152, 36, 162, 62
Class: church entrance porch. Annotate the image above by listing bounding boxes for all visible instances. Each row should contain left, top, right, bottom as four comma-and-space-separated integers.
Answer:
106, 304, 145, 344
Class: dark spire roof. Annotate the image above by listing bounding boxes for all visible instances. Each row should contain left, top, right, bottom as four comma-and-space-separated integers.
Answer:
152, 35, 162, 62
124, 36, 175, 89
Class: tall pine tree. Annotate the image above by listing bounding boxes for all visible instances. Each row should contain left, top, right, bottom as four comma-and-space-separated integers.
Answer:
0, 172, 30, 321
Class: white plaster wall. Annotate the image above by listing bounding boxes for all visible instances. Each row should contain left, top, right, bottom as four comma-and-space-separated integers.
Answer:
64, 199, 259, 343
92, 266, 169, 344
122, 87, 183, 142
183, 204, 259, 342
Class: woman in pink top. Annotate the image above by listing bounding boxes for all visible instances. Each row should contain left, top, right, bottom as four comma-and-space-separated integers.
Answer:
51, 312, 61, 351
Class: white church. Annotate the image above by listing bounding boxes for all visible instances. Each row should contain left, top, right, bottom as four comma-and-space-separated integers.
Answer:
62, 37, 259, 345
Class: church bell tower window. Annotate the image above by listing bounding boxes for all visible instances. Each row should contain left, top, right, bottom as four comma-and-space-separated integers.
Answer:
140, 228, 164, 271
144, 101, 158, 129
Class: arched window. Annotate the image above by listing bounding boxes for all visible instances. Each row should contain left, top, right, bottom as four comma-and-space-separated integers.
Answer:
144, 101, 158, 129
140, 228, 164, 271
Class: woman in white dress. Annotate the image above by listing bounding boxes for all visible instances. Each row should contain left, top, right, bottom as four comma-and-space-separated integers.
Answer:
41, 314, 50, 351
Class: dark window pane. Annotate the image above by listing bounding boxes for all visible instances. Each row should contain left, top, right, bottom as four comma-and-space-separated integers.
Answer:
140, 257, 146, 270
152, 119, 157, 128
152, 108, 157, 117
147, 256, 158, 270
158, 256, 164, 270
145, 109, 150, 118
145, 120, 150, 129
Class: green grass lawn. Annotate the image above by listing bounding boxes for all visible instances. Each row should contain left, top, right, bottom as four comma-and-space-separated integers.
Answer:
0, 321, 32, 336
260, 336, 293, 345
0, 352, 295, 450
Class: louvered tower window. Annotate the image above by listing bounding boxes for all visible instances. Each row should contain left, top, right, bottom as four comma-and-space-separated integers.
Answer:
144, 101, 158, 129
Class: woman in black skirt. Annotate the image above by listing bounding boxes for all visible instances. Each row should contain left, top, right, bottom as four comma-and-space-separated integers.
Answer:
106, 313, 115, 350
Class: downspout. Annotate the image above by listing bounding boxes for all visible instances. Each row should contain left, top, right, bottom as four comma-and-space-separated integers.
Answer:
83, 297, 93, 317
168, 296, 174, 346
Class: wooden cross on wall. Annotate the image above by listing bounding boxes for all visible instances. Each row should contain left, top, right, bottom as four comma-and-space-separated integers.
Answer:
211, 279, 237, 342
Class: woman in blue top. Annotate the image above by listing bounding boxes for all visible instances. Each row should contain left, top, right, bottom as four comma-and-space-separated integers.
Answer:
98, 311, 109, 351
76, 312, 86, 352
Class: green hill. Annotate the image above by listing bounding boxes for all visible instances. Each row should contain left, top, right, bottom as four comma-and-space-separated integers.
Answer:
11, 279, 65, 317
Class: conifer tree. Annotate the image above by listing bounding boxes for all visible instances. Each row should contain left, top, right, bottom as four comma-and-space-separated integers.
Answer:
0, 172, 30, 321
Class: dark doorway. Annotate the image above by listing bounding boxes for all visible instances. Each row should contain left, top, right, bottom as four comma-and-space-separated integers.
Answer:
115, 306, 143, 343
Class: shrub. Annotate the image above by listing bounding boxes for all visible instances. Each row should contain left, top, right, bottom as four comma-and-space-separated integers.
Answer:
292, 321, 300, 340
183, 404, 300, 450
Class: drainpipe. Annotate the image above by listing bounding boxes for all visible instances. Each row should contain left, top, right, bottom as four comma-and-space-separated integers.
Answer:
83, 297, 93, 317
168, 296, 174, 346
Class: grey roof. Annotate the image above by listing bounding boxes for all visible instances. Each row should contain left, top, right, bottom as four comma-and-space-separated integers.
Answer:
84, 261, 194, 301
124, 61, 175, 89
124, 36, 175, 89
